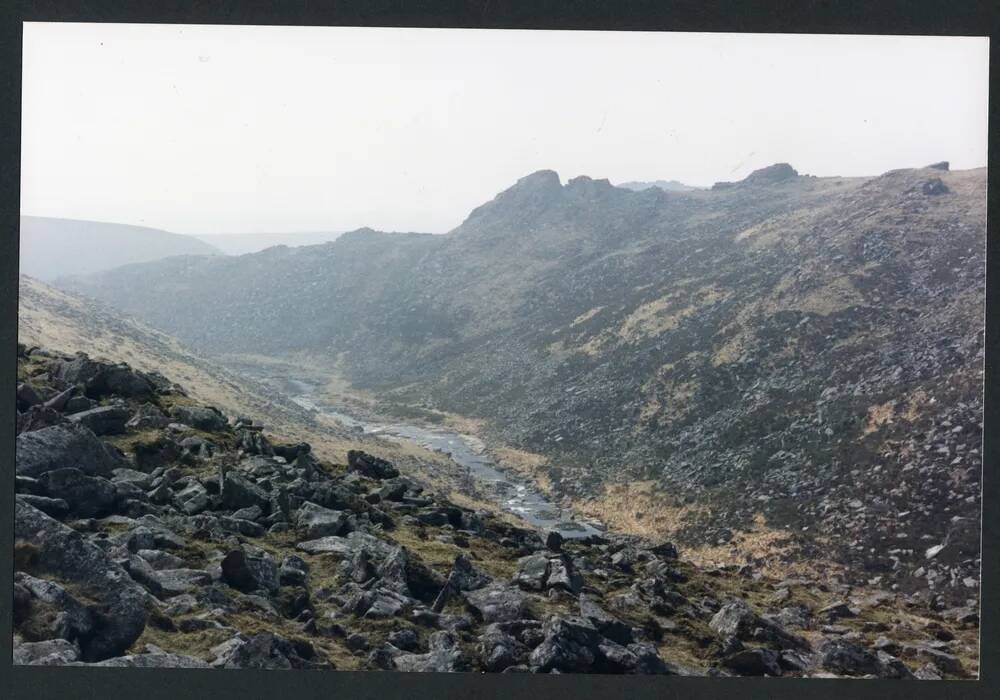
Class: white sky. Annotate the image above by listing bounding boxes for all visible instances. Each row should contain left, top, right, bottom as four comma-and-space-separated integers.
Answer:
21, 23, 989, 235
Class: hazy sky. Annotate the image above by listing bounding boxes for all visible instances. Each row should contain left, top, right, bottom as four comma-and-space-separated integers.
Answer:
21, 23, 989, 235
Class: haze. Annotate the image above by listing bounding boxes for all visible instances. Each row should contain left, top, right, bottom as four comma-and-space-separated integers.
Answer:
21, 23, 989, 235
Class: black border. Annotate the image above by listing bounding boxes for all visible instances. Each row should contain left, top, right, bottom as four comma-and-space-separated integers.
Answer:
2, 2, 998, 699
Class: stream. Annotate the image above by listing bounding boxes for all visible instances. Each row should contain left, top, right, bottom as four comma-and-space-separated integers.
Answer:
281, 378, 602, 539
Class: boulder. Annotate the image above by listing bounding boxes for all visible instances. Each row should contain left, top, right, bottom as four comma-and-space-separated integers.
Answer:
13, 638, 81, 665
53, 354, 155, 399
347, 450, 400, 480
529, 616, 603, 672
15, 498, 149, 661
16, 423, 124, 478
38, 468, 117, 518
171, 405, 228, 432
295, 501, 349, 538
126, 403, 171, 430
463, 584, 528, 623
393, 630, 468, 672
819, 638, 883, 676
221, 545, 280, 594
722, 648, 783, 676
709, 599, 810, 651
69, 405, 130, 436
211, 632, 325, 669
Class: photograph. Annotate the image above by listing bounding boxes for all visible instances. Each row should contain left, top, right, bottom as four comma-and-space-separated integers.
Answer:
12, 23, 988, 680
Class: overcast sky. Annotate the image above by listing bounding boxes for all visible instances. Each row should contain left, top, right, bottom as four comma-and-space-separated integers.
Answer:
21, 24, 989, 235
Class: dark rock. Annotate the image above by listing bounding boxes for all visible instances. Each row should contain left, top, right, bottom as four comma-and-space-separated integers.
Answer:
579, 594, 634, 645
513, 553, 550, 591
126, 403, 171, 430
529, 616, 602, 672
170, 405, 228, 431
69, 405, 130, 436
16, 382, 44, 410
393, 630, 468, 672
464, 584, 528, 623
922, 178, 950, 195
15, 498, 148, 661
38, 468, 117, 518
16, 423, 124, 478
819, 638, 883, 677
16, 494, 70, 519
211, 632, 326, 670
388, 628, 420, 651
722, 647, 782, 676
221, 545, 280, 594
545, 530, 564, 552
347, 450, 400, 480
295, 501, 348, 538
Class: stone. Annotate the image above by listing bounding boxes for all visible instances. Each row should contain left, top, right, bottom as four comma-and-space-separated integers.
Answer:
393, 630, 468, 672
295, 501, 349, 538
347, 450, 400, 480
16, 423, 125, 478
68, 405, 130, 436
513, 553, 550, 591
463, 584, 528, 623
15, 498, 149, 661
819, 638, 883, 677
13, 638, 81, 665
170, 405, 228, 431
221, 545, 280, 594
211, 632, 324, 670
38, 468, 117, 518
529, 616, 603, 673
722, 648, 782, 676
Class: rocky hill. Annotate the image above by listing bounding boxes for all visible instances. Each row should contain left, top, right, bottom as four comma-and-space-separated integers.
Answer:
19, 216, 221, 281
59, 163, 985, 601
13, 347, 978, 676
617, 179, 703, 192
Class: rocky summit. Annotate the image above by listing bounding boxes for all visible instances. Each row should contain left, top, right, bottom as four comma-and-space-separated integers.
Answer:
13, 346, 979, 675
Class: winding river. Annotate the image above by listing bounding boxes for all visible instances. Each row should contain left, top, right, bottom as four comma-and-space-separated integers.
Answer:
282, 379, 602, 539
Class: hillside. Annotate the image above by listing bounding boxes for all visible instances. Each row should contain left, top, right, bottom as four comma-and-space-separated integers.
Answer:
13, 346, 978, 676
60, 163, 986, 599
19, 216, 221, 280
17, 276, 486, 504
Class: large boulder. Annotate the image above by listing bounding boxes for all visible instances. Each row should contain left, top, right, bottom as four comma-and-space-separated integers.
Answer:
464, 584, 528, 624
13, 638, 81, 665
347, 450, 400, 480
69, 405, 130, 436
14, 498, 149, 661
37, 468, 117, 518
393, 630, 468, 672
709, 599, 810, 651
295, 501, 348, 538
221, 545, 280, 594
171, 405, 228, 432
529, 616, 603, 673
53, 354, 155, 399
211, 632, 325, 669
819, 639, 884, 677
16, 423, 125, 478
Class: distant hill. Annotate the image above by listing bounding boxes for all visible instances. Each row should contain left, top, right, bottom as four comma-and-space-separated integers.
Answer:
194, 230, 344, 255
19, 216, 221, 280
616, 179, 703, 192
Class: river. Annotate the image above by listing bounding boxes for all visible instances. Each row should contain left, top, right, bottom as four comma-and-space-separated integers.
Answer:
281, 378, 603, 539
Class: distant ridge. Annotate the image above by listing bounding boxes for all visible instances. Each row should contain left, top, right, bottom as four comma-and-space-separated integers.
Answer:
616, 179, 703, 192
194, 230, 344, 255
19, 216, 221, 281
